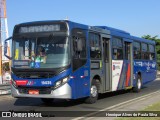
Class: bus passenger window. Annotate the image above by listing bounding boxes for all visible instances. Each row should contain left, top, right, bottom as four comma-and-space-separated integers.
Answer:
133, 41, 141, 59
141, 43, 149, 60
89, 33, 101, 59
125, 42, 130, 60
112, 37, 123, 60
113, 48, 123, 59
149, 44, 155, 60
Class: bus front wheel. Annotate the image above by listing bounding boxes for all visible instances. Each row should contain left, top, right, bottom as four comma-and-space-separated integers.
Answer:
85, 80, 99, 104
133, 75, 142, 92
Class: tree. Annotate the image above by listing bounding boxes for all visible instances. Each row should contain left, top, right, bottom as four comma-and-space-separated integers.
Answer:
142, 35, 160, 45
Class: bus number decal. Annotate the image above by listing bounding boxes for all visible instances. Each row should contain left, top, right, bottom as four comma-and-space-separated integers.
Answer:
41, 81, 52, 85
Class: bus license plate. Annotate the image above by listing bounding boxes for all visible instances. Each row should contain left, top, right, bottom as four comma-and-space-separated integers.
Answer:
29, 90, 39, 95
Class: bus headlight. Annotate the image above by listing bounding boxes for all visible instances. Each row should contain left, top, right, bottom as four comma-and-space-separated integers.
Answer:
62, 77, 68, 83
54, 77, 69, 89
55, 81, 62, 87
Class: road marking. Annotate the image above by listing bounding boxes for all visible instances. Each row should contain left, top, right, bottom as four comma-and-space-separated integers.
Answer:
72, 90, 160, 120
85, 97, 148, 120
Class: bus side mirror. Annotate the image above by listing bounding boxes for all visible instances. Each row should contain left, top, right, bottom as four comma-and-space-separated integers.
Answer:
77, 38, 83, 52
4, 37, 12, 60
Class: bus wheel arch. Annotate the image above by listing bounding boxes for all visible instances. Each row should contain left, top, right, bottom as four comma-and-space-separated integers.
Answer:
85, 75, 101, 104
133, 72, 142, 92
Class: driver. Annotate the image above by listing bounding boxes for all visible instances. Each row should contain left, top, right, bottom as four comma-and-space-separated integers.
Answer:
36, 46, 47, 63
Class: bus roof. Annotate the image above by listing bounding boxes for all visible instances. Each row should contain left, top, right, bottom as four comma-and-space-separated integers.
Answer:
97, 26, 155, 45
16, 20, 89, 28
96, 26, 130, 38
15, 20, 155, 45
130, 35, 155, 44
16, 20, 67, 26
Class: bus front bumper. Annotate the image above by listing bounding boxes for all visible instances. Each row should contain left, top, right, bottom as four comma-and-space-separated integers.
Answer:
11, 83, 72, 99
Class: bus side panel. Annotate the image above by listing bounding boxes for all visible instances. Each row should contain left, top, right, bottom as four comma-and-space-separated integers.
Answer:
70, 67, 90, 99
119, 60, 132, 89
112, 60, 123, 91
112, 60, 132, 91
143, 61, 157, 83
133, 60, 156, 86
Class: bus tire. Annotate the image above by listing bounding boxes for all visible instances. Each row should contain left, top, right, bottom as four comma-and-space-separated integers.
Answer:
133, 75, 142, 92
41, 98, 54, 104
85, 80, 99, 104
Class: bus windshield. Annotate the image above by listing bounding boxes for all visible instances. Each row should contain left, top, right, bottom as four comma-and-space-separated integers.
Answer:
13, 36, 70, 69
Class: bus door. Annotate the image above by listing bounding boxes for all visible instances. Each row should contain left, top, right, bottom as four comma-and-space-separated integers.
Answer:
72, 28, 90, 98
102, 35, 111, 91
124, 40, 133, 88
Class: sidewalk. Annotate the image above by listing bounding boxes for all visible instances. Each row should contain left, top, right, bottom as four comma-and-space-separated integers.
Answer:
82, 89, 160, 120
0, 83, 11, 95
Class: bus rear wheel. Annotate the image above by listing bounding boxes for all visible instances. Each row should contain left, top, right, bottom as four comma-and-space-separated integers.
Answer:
41, 98, 54, 104
133, 75, 142, 92
85, 80, 99, 104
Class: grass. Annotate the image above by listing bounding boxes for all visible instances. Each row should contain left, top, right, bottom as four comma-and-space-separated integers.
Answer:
144, 101, 160, 111
116, 101, 160, 120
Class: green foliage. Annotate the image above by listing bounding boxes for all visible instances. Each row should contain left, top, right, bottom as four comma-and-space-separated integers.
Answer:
142, 35, 158, 41
142, 35, 160, 70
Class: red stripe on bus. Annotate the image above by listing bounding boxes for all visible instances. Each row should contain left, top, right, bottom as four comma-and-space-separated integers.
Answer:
126, 63, 131, 87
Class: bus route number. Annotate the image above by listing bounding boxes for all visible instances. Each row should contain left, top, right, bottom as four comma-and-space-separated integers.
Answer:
41, 81, 52, 85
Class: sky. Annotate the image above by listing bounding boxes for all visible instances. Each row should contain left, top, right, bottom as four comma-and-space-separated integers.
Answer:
6, 0, 160, 38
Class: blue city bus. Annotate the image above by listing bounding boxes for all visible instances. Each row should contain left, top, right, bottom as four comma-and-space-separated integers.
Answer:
4, 20, 157, 104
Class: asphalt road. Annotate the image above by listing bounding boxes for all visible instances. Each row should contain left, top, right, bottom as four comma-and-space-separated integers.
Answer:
0, 77, 160, 119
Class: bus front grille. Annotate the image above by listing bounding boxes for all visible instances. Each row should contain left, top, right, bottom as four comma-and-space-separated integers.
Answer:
15, 72, 54, 79
18, 87, 52, 94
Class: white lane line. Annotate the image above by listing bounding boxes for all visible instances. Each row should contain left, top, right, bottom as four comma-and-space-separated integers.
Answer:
72, 90, 160, 120
85, 97, 147, 120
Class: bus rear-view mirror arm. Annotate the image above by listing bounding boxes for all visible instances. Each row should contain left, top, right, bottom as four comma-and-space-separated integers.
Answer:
4, 36, 12, 60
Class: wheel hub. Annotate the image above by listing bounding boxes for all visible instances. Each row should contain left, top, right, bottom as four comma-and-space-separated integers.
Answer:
137, 79, 141, 89
91, 85, 97, 97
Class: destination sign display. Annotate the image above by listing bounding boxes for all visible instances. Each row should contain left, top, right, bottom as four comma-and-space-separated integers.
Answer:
15, 22, 67, 34
19, 25, 60, 33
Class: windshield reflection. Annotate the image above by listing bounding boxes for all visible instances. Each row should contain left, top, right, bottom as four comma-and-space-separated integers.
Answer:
13, 36, 70, 68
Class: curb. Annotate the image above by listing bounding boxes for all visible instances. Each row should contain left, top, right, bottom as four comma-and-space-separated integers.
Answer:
0, 84, 10, 87
0, 89, 11, 95
0, 84, 11, 95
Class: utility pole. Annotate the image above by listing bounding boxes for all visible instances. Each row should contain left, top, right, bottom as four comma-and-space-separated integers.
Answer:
0, 0, 10, 84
